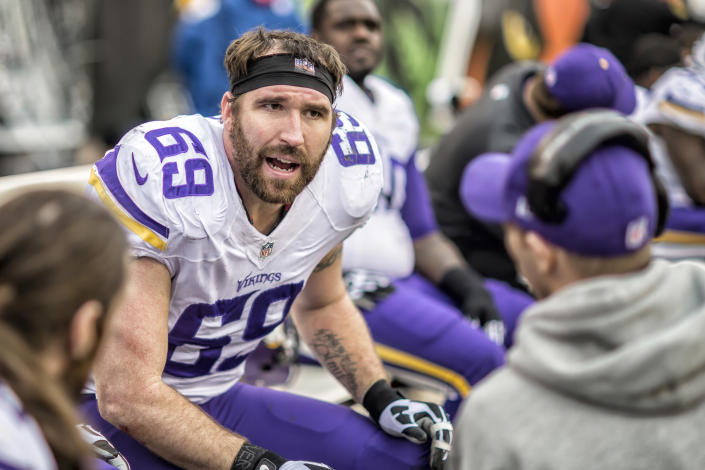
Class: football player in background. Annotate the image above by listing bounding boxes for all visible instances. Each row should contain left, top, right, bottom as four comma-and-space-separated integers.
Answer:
310, 0, 534, 419
633, 31, 705, 261
0, 190, 128, 470
81, 28, 452, 470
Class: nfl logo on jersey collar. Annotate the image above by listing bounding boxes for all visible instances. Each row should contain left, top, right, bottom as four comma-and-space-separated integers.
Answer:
260, 240, 274, 259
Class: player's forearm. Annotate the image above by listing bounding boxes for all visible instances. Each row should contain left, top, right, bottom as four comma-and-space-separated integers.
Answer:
413, 231, 467, 283
293, 294, 388, 403
97, 379, 243, 470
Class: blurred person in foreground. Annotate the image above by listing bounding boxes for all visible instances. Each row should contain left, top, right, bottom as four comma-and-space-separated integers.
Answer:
80, 28, 452, 470
0, 190, 128, 470
310, 0, 533, 418
425, 42, 637, 288
449, 110, 705, 469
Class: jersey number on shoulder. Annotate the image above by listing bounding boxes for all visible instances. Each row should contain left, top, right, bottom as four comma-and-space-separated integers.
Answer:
145, 127, 215, 199
331, 113, 376, 167
164, 282, 304, 377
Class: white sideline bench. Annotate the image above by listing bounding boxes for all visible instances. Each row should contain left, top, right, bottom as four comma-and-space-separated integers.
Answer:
0, 164, 92, 201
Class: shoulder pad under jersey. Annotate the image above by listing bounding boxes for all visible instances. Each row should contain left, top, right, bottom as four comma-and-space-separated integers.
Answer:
642, 68, 705, 136
309, 110, 384, 229
88, 115, 230, 252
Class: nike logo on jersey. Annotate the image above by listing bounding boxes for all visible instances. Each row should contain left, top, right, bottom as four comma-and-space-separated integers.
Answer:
132, 153, 148, 185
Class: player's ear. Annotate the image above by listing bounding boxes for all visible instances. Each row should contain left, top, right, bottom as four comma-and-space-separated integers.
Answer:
220, 92, 235, 119
525, 231, 557, 276
69, 300, 103, 360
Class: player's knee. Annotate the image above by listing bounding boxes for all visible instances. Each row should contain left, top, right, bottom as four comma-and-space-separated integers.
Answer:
459, 336, 505, 385
354, 425, 430, 470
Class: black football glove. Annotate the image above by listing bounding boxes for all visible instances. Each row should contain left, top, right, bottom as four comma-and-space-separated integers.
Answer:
363, 380, 453, 470
231, 442, 334, 470
440, 267, 505, 345
460, 284, 505, 345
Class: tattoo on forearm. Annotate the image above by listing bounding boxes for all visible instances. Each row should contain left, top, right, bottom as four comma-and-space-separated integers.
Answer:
311, 329, 359, 396
313, 246, 342, 272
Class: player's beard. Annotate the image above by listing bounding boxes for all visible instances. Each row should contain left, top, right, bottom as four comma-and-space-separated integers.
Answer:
229, 115, 329, 205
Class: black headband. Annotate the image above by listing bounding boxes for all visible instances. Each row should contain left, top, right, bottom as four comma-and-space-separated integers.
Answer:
230, 53, 336, 103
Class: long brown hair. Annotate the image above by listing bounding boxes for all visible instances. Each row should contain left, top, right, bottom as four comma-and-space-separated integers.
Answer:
0, 189, 127, 469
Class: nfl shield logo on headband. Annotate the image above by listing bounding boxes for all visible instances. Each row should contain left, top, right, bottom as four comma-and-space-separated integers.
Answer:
294, 58, 315, 75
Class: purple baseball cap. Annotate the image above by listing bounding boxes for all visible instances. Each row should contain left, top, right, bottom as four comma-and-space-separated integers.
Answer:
544, 43, 637, 115
460, 121, 658, 256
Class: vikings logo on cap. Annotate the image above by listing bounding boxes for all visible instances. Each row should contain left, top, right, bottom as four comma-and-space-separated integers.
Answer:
260, 241, 274, 259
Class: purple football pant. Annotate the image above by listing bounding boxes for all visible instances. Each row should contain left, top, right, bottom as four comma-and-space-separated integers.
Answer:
363, 273, 533, 418
80, 383, 429, 470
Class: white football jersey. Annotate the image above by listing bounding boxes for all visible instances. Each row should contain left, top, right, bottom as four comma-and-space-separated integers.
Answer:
0, 382, 57, 469
633, 67, 705, 260
336, 75, 419, 278
87, 112, 383, 403
634, 66, 705, 208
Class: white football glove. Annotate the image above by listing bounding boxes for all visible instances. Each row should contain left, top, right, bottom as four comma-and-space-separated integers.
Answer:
379, 399, 453, 469
77, 423, 131, 470
363, 380, 453, 470
280, 461, 334, 470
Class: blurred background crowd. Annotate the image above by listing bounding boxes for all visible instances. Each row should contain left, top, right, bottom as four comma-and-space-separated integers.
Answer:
3, 0, 704, 176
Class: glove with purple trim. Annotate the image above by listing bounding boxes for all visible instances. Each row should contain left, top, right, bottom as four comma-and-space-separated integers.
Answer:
363, 380, 453, 470
280, 462, 334, 470
77, 423, 131, 470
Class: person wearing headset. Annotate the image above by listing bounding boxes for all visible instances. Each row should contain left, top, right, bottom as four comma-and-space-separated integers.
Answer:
448, 110, 705, 470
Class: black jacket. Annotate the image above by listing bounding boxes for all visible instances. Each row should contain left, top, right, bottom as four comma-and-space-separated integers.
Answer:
425, 61, 541, 286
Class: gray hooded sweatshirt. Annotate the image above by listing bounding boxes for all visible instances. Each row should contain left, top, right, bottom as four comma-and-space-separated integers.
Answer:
449, 259, 705, 470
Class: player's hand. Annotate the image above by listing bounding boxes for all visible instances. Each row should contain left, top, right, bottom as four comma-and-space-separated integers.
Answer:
280, 462, 334, 470
77, 423, 131, 470
363, 380, 453, 470
439, 267, 505, 346
379, 398, 453, 469
461, 286, 505, 346
232, 441, 335, 470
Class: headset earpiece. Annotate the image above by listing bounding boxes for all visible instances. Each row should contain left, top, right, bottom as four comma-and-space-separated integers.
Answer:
526, 110, 669, 236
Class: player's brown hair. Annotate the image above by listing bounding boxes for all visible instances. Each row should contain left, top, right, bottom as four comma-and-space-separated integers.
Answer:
224, 27, 347, 99
0, 189, 127, 469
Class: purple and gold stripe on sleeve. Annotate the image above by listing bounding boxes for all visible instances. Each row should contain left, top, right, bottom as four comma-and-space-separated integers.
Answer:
89, 146, 169, 251
659, 98, 705, 122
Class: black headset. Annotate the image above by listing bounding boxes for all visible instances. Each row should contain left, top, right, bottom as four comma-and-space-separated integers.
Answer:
526, 109, 669, 237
